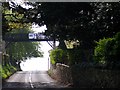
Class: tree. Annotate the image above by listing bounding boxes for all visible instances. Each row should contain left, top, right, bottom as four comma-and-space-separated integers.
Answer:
4, 2, 120, 64
2, 2, 31, 36
4, 27, 43, 68
2, 3, 43, 69
8, 2, 120, 48
39, 2, 120, 49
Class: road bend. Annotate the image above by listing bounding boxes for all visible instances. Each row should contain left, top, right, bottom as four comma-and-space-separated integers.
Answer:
2, 71, 68, 90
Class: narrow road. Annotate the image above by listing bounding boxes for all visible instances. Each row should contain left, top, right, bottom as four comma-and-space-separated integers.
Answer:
2, 71, 67, 90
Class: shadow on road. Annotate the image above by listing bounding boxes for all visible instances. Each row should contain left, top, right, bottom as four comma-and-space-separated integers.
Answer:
2, 88, 73, 90
2, 71, 74, 90
2, 82, 73, 90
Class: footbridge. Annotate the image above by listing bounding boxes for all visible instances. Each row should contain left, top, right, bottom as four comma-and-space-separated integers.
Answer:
3, 33, 56, 42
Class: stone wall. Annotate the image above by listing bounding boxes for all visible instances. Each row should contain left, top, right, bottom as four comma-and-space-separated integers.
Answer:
49, 63, 73, 85
71, 64, 120, 88
49, 63, 120, 88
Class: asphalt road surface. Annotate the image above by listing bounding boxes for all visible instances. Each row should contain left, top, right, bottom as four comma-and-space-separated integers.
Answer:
2, 71, 69, 90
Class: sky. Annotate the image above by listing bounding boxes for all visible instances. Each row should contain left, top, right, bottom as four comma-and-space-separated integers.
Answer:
20, 24, 59, 71
20, 41, 52, 71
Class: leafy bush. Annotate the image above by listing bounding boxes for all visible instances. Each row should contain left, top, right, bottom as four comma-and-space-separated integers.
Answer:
94, 38, 114, 64
94, 32, 120, 69
0, 64, 17, 79
50, 48, 67, 64
50, 47, 83, 65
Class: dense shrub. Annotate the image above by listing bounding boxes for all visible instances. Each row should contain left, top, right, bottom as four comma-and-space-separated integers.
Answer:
94, 32, 120, 69
50, 47, 90, 65
50, 48, 67, 64
94, 38, 114, 64
0, 64, 17, 79
114, 32, 120, 62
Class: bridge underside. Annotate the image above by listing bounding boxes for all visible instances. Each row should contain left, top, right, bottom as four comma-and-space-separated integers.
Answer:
3, 33, 56, 42
3, 33, 57, 49
3, 39, 55, 42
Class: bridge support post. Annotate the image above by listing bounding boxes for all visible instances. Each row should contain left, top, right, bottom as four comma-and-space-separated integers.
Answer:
53, 39, 56, 49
